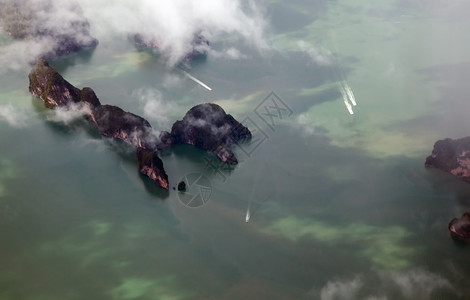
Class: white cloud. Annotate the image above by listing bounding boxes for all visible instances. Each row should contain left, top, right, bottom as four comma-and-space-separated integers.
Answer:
1, 0, 268, 70
0, 37, 56, 73
298, 40, 332, 66
296, 113, 316, 136
208, 47, 247, 60
0, 104, 28, 127
46, 102, 92, 124
132, 87, 178, 130
78, 0, 268, 66
388, 268, 452, 299
320, 276, 363, 300
293, 113, 327, 137
314, 269, 454, 300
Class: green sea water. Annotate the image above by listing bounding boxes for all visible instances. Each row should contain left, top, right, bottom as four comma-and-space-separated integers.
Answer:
1, 0, 470, 299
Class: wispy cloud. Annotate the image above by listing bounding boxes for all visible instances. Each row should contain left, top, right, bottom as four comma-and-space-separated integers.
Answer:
132, 87, 178, 130
314, 268, 455, 300
0, 104, 28, 127
0, 38, 55, 73
45, 102, 92, 125
320, 276, 363, 300
1, 0, 268, 71
78, 0, 268, 66
293, 113, 328, 137
0, 0, 97, 72
298, 40, 332, 66
387, 268, 452, 299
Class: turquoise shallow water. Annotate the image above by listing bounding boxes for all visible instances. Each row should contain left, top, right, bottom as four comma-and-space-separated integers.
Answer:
1, 0, 470, 299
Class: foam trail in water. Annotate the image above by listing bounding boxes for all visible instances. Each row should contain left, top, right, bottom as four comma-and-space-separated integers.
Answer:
343, 99, 354, 115
340, 86, 354, 114
180, 70, 212, 91
245, 201, 251, 223
344, 83, 356, 106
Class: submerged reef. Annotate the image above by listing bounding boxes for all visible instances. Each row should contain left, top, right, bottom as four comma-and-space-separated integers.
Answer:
28, 60, 249, 192
0, 0, 98, 61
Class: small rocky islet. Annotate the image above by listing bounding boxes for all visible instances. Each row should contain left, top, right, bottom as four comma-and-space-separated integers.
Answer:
131, 33, 209, 62
28, 59, 250, 190
426, 137, 470, 242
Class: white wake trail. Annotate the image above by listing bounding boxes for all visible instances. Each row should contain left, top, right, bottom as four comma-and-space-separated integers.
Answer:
245, 201, 251, 223
344, 99, 354, 115
181, 70, 212, 91
340, 85, 354, 115
344, 83, 357, 106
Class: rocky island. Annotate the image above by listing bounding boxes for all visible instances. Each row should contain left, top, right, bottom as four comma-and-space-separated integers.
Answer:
425, 136, 470, 183
132, 33, 209, 62
29, 59, 168, 189
162, 103, 251, 164
28, 60, 250, 191
448, 212, 470, 242
426, 136, 470, 241
0, 0, 98, 61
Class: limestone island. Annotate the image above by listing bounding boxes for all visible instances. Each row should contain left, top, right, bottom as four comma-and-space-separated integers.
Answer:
29, 59, 168, 189
131, 33, 209, 62
28, 59, 250, 191
426, 136, 470, 241
161, 103, 251, 164
0, 0, 98, 61
425, 137, 470, 183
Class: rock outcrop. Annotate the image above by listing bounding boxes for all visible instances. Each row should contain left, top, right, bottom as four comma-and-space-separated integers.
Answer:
91, 105, 158, 151
0, 0, 98, 61
177, 181, 186, 191
136, 148, 169, 190
448, 212, 470, 242
132, 33, 209, 62
163, 103, 251, 164
29, 59, 100, 109
29, 59, 168, 189
425, 137, 470, 183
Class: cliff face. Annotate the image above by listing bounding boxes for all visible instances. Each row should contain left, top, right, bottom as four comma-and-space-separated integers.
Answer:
136, 148, 169, 190
449, 212, 470, 242
91, 105, 158, 151
28, 59, 100, 109
425, 137, 470, 183
28, 59, 168, 190
0, 0, 98, 60
166, 103, 251, 164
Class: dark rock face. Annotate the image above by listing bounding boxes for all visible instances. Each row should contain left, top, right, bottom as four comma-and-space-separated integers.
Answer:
91, 105, 158, 151
136, 148, 169, 190
448, 212, 470, 242
425, 137, 470, 183
28, 59, 100, 109
166, 103, 251, 164
177, 181, 186, 191
0, 0, 98, 61
132, 33, 209, 62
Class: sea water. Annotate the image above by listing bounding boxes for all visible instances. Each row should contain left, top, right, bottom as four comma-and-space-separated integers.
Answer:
1, 0, 470, 299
